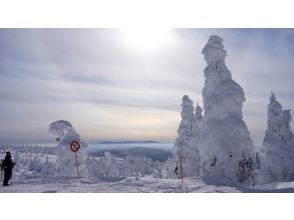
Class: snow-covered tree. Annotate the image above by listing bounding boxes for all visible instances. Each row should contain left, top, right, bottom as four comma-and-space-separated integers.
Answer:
13, 150, 20, 172
49, 120, 89, 177
161, 156, 178, 179
259, 92, 294, 183
195, 103, 203, 122
41, 156, 55, 177
41, 157, 49, 178
99, 155, 118, 177
188, 103, 203, 176
153, 167, 163, 178
198, 35, 256, 184
103, 152, 112, 176
123, 155, 138, 177
86, 155, 99, 177
173, 95, 201, 178
29, 156, 42, 172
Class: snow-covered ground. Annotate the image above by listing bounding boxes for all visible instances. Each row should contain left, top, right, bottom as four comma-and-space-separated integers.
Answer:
1, 175, 294, 193
1, 144, 294, 193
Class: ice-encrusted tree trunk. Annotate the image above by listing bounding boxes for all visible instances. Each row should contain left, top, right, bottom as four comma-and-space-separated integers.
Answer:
259, 92, 294, 183
49, 120, 89, 177
198, 35, 256, 184
173, 95, 201, 178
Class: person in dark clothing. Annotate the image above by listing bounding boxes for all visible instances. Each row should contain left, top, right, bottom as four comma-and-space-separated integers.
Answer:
1, 151, 15, 186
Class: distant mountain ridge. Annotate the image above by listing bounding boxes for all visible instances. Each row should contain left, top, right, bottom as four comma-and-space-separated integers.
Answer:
89, 147, 171, 162
98, 140, 160, 144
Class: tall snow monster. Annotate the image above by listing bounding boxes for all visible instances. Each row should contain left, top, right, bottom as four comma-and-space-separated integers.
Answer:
173, 95, 202, 177
259, 92, 294, 183
49, 120, 89, 177
198, 35, 256, 184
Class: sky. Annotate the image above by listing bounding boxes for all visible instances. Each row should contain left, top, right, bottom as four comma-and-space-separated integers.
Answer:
0, 28, 293, 146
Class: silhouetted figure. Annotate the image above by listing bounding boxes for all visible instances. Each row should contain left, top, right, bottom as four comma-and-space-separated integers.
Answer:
1, 151, 15, 186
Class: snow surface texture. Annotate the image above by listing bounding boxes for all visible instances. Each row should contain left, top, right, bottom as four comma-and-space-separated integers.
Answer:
1, 144, 294, 193
259, 92, 294, 183
49, 120, 89, 177
197, 35, 256, 184
1, 175, 294, 193
0, 144, 163, 184
173, 95, 202, 177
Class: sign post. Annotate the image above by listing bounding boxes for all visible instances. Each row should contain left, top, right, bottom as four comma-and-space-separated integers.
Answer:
179, 156, 188, 192
70, 140, 80, 177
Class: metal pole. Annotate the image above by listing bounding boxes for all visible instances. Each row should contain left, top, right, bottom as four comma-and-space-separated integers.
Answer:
75, 152, 80, 177
0, 160, 3, 180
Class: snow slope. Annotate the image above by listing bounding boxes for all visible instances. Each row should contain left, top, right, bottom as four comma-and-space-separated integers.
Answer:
1, 175, 294, 193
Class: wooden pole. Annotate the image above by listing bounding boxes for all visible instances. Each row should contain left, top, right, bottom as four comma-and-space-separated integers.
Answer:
75, 152, 80, 177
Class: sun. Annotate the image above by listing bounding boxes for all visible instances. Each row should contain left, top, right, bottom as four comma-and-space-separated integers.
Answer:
122, 28, 172, 51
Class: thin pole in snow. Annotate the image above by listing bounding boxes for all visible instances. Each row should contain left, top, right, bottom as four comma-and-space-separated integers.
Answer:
70, 140, 81, 177
179, 156, 188, 192
180, 156, 184, 185
75, 152, 80, 177
0, 160, 3, 180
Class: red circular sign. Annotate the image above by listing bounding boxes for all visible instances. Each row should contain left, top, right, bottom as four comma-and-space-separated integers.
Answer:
70, 140, 80, 152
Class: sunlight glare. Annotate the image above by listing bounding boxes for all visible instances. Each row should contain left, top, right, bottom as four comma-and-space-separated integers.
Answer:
122, 28, 172, 51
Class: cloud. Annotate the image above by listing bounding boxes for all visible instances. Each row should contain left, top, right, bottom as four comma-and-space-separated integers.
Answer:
0, 29, 293, 145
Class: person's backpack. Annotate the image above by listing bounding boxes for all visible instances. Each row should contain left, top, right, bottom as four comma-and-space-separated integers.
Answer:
2, 159, 14, 169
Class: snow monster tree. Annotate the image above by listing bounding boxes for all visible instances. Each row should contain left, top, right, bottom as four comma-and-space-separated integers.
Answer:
173, 95, 201, 178
259, 92, 294, 183
198, 35, 256, 184
49, 120, 89, 177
